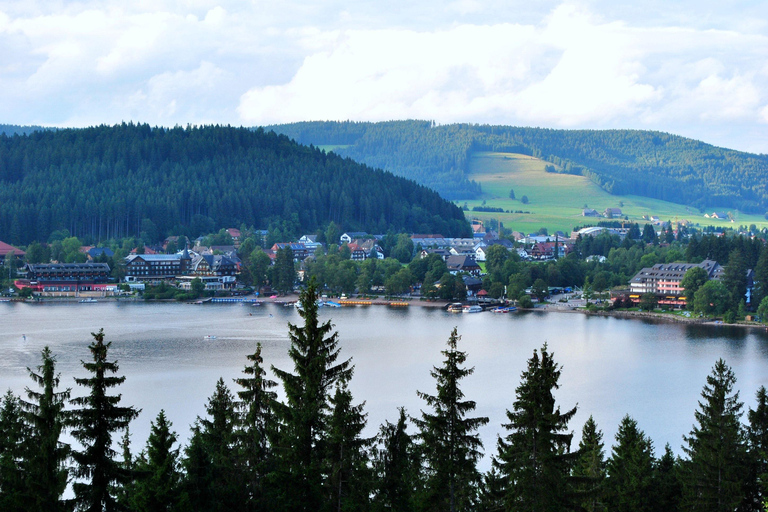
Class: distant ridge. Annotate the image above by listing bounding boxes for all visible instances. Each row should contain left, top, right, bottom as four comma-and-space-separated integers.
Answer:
0, 124, 53, 137
0, 123, 470, 245
268, 121, 768, 213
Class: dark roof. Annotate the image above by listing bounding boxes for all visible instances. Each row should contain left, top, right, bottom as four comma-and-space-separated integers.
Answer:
87, 247, 115, 258
447, 255, 480, 270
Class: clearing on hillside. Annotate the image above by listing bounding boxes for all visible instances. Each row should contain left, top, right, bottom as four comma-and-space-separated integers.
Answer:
462, 152, 767, 234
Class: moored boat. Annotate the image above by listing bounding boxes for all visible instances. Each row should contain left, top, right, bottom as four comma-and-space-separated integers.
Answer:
462, 305, 482, 313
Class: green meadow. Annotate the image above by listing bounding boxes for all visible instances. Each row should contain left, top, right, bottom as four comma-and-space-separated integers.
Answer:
462, 152, 768, 235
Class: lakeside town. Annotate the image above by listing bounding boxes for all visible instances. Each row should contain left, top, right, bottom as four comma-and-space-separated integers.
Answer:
1, 219, 763, 325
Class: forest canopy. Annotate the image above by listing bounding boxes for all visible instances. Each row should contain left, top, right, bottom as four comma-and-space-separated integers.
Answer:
268, 120, 768, 211
0, 124, 470, 245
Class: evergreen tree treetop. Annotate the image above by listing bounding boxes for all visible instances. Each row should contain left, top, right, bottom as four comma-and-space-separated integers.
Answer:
69, 328, 140, 512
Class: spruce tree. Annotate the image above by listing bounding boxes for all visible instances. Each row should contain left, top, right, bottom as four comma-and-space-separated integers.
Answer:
495, 343, 579, 512
0, 390, 30, 512
325, 378, 372, 512
20, 346, 70, 512
652, 444, 681, 512
573, 416, 606, 512
197, 378, 244, 512
131, 411, 181, 512
69, 328, 140, 512
605, 415, 654, 512
179, 424, 214, 512
371, 408, 420, 512
681, 359, 747, 511
414, 327, 489, 512
753, 248, 768, 308
271, 281, 353, 512
722, 248, 747, 313
234, 343, 278, 512
744, 386, 768, 511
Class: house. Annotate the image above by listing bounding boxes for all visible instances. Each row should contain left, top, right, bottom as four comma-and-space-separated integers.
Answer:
226, 228, 242, 248
530, 242, 556, 260
340, 232, 367, 244
86, 247, 115, 261
346, 243, 368, 261
190, 254, 238, 279
271, 243, 308, 261
299, 235, 323, 252
0, 241, 25, 264
462, 276, 483, 297
411, 235, 449, 249
711, 212, 729, 220
582, 208, 600, 217
604, 208, 623, 218
420, 248, 451, 261
446, 255, 481, 276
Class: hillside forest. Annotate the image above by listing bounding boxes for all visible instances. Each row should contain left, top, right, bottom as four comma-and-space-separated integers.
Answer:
269, 121, 768, 212
0, 124, 470, 246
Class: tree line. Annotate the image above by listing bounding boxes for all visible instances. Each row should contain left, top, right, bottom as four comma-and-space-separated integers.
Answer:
3, 283, 768, 511
0, 123, 470, 246
269, 120, 768, 212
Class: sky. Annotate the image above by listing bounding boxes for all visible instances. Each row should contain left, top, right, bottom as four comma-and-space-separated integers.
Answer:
1, 0, 767, 153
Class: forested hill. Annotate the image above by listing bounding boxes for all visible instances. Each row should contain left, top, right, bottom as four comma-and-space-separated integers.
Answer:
0, 124, 52, 136
0, 124, 470, 246
268, 121, 768, 212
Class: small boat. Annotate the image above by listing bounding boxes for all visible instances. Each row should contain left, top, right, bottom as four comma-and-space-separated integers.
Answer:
462, 305, 482, 313
204, 335, 217, 340
79, 298, 98, 303
325, 301, 342, 308
447, 303, 464, 313
491, 306, 516, 313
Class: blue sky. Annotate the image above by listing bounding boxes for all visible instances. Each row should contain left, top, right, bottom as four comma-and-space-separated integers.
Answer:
1, 0, 767, 153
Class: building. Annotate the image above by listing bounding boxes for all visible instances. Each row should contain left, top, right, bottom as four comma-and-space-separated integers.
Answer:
22, 263, 111, 293
629, 260, 723, 307
582, 208, 600, 217
0, 241, 25, 263
340, 232, 367, 244
124, 251, 192, 281
604, 207, 623, 218
271, 243, 308, 260
446, 255, 481, 276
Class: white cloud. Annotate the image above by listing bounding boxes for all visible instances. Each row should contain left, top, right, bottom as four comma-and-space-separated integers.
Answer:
0, 1, 767, 151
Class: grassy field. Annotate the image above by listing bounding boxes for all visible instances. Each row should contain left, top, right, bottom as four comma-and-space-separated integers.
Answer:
462, 152, 768, 235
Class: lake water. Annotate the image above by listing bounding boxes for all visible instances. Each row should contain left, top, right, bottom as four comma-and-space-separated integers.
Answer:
2, 300, 768, 468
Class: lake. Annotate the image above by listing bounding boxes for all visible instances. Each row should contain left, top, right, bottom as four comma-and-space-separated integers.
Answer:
2, 300, 768, 468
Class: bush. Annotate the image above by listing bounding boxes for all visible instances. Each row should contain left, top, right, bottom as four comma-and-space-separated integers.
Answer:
518, 295, 534, 309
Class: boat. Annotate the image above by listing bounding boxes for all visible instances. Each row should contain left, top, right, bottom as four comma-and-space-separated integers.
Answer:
462, 305, 483, 313
447, 303, 464, 313
491, 306, 516, 313
325, 301, 342, 308
79, 298, 98, 303
203, 335, 217, 340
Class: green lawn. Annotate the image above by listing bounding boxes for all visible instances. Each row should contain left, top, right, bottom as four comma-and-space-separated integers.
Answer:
462, 152, 768, 235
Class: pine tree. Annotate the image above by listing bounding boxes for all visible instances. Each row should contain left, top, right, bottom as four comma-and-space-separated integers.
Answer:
652, 444, 681, 512
197, 378, 244, 512
605, 415, 654, 512
495, 343, 579, 512
131, 411, 181, 512
69, 328, 141, 512
371, 408, 420, 512
20, 346, 70, 512
573, 416, 606, 512
271, 281, 353, 512
325, 379, 372, 512
414, 327, 489, 512
0, 390, 30, 512
744, 386, 768, 511
234, 343, 278, 512
681, 359, 747, 511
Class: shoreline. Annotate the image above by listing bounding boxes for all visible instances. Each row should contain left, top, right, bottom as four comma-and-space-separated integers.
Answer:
12, 295, 768, 331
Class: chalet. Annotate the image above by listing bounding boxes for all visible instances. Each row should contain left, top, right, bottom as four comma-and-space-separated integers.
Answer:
86, 247, 115, 261
340, 232, 367, 244
420, 248, 451, 261
446, 255, 481, 276
462, 276, 483, 297
346, 243, 368, 261
355, 239, 384, 259
582, 208, 600, 217
23, 263, 111, 293
0, 241, 25, 264
190, 254, 238, 278
530, 242, 556, 260
124, 251, 192, 280
226, 228, 242, 248
604, 207, 623, 218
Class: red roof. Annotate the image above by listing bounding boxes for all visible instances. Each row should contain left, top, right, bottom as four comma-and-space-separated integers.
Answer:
477, 289, 488, 296
0, 241, 25, 257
